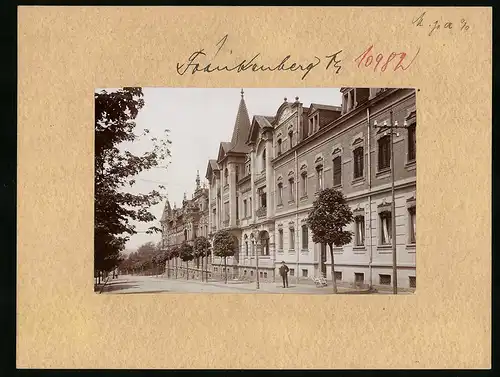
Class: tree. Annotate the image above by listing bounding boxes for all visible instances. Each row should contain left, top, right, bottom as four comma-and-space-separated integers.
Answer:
94, 87, 171, 281
194, 236, 211, 282
179, 241, 194, 280
306, 188, 353, 293
212, 230, 236, 284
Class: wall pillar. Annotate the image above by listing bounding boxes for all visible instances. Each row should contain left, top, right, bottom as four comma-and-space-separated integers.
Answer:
229, 163, 237, 227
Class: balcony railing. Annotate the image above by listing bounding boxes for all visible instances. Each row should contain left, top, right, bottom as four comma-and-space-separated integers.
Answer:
255, 206, 267, 218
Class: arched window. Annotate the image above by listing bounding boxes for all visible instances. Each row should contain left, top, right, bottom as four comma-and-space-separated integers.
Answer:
262, 149, 266, 171
288, 130, 294, 149
277, 139, 282, 156
289, 177, 295, 201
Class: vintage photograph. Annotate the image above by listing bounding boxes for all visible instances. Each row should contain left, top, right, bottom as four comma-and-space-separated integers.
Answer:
94, 87, 416, 295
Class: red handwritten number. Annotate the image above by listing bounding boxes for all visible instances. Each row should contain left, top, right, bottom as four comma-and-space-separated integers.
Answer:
355, 46, 419, 73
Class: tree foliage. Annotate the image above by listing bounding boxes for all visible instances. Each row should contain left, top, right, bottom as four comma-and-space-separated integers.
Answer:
306, 188, 353, 293
306, 188, 353, 248
193, 236, 211, 258
94, 87, 171, 274
212, 230, 236, 258
179, 241, 194, 262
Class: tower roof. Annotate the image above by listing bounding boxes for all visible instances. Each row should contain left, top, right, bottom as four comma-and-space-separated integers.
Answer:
228, 89, 251, 154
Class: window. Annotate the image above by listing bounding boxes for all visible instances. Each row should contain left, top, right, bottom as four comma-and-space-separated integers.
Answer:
316, 165, 323, 191
277, 182, 283, 205
251, 240, 255, 255
278, 229, 284, 250
289, 178, 295, 201
408, 123, 416, 161
302, 269, 308, 277
333, 157, 342, 186
380, 211, 392, 245
355, 273, 364, 284
314, 114, 319, 131
249, 197, 252, 214
289, 130, 294, 149
251, 270, 254, 276
308, 118, 313, 135
262, 149, 266, 169
379, 274, 391, 285
301, 225, 309, 250
301, 172, 308, 196
290, 268, 295, 276
264, 272, 268, 278
355, 215, 365, 246
409, 276, 416, 288
236, 195, 239, 220
243, 199, 247, 218
245, 241, 249, 256
409, 206, 416, 244
258, 187, 267, 208
353, 147, 364, 179
277, 139, 282, 156
378, 135, 391, 170
244, 270, 247, 275
289, 229, 295, 250
260, 271, 263, 278
334, 271, 342, 281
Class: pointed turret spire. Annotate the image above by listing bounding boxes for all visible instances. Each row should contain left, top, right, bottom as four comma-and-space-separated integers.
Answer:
229, 89, 251, 153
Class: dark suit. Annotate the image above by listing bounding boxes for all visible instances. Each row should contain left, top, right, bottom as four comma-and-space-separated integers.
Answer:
279, 265, 289, 287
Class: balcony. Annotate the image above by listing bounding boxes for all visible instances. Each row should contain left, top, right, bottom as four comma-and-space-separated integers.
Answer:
255, 206, 267, 218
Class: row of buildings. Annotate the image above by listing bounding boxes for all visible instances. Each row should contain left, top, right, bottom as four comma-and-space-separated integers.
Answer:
160, 88, 417, 290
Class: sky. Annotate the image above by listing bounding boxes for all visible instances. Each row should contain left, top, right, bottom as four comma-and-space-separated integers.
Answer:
114, 88, 342, 253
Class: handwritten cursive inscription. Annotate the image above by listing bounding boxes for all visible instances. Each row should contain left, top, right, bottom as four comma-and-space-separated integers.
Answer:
176, 34, 343, 80
412, 11, 470, 36
354, 45, 420, 72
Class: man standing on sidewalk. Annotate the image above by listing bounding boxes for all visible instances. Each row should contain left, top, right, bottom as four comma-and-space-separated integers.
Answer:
279, 261, 289, 288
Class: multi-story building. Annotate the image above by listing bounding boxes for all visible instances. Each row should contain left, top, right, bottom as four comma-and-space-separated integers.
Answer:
160, 171, 210, 270
166, 87, 417, 290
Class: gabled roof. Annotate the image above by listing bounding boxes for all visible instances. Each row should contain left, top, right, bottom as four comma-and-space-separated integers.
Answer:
160, 199, 172, 222
246, 114, 274, 145
217, 142, 232, 162
205, 159, 219, 180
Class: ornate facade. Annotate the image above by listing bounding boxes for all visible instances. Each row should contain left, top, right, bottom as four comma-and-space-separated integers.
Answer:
160, 171, 210, 269
165, 88, 417, 290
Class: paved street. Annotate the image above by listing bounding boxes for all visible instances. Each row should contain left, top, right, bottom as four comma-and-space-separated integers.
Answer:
98, 274, 359, 294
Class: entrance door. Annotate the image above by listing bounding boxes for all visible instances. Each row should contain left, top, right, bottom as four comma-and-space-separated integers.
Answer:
320, 244, 327, 277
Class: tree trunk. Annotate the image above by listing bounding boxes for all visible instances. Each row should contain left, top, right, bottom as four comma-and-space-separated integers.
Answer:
175, 259, 178, 279
186, 261, 189, 280
224, 256, 228, 284
329, 244, 338, 294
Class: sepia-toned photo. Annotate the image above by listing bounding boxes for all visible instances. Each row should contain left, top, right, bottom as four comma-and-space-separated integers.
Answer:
95, 87, 416, 295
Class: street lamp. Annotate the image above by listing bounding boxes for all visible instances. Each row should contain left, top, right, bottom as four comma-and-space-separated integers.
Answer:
373, 114, 411, 295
